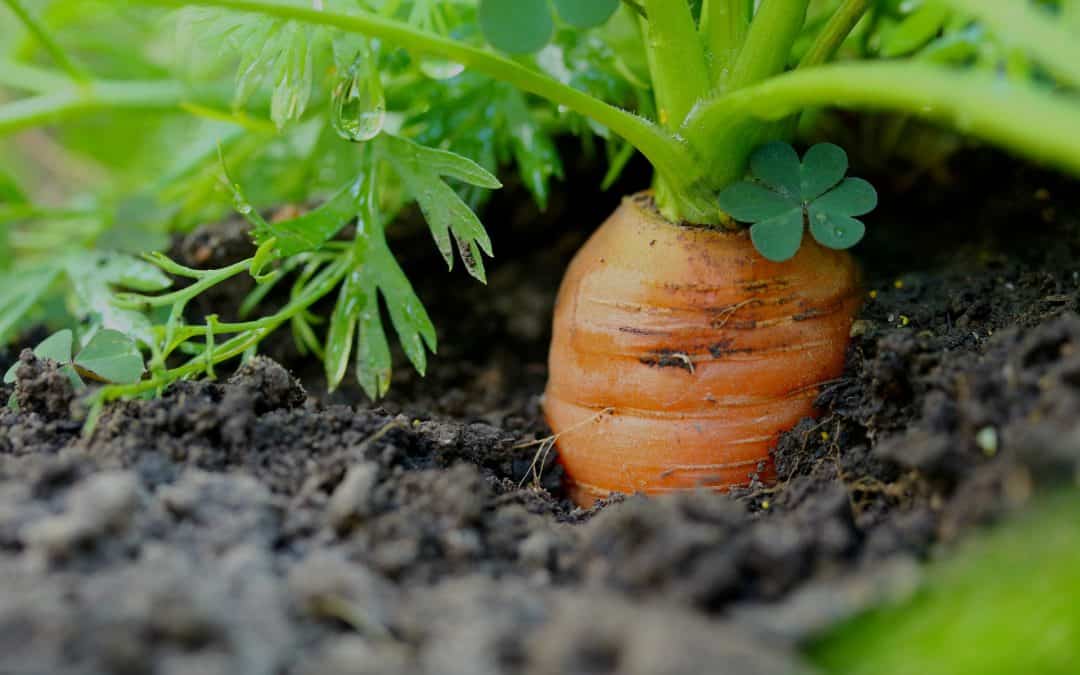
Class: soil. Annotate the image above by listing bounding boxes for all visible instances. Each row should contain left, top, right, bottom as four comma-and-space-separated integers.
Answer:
2, 149, 1080, 674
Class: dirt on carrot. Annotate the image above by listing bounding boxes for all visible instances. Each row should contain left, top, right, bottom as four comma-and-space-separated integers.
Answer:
1, 151, 1079, 674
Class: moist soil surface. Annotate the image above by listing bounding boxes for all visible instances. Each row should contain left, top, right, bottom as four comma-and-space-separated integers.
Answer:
2, 151, 1080, 674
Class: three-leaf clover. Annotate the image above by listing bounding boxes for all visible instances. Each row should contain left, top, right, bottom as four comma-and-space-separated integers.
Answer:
717, 142, 878, 263
3, 329, 144, 389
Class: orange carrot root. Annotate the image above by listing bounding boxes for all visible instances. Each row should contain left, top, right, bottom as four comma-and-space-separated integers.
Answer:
543, 193, 860, 507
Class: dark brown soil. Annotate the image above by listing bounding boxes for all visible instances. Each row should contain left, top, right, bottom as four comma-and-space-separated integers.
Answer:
2, 151, 1080, 674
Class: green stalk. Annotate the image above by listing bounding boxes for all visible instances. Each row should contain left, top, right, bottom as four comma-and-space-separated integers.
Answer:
798, 0, 872, 68
937, 0, 1080, 88
726, 0, 809, 90
0, 59, 71, 94
636, 0, 714, 222
1067, 0, 1080, 31
98, 256, 350, 402
684, 62, 1080, 180
0, 80, 186, 135
700, 0, 751, 88
640, 0, 711, 127
1, 0, 88, 82
772, 0, 873, 140
695, 0, 810, 200
131, 0, 704, 205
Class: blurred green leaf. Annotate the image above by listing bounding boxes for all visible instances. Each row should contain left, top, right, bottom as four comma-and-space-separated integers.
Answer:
0, 170, 27, 205
810, 493, 1080, 675
271, 23, 315, 130
34, 329, 74, 363
502, 88, 563, 210
0, 265, 61, 344
478, 0, 554, 54
65, 252, 171, 346
881, 1, 951, 58
4, 328, 73, 384
552, 0, 620, 28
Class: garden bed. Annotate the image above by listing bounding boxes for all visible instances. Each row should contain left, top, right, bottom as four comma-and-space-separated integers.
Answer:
1, 152, 1079, 674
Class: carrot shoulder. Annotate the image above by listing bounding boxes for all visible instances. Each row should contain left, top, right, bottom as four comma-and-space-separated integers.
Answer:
543, 194, 860, 506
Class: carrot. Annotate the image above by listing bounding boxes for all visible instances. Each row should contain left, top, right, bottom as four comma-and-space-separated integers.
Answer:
543, 194, 860, 506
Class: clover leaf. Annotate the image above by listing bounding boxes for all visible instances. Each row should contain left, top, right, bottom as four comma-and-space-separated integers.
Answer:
717, 142, 877, 263
3, 328, 143, 389
73, 330, 145, 385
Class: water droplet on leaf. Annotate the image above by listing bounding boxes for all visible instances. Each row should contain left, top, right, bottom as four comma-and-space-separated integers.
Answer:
232, 191, 254, 215
332, 48, 386, 142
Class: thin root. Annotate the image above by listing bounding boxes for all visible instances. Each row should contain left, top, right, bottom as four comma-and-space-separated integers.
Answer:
514, 407, 614, 489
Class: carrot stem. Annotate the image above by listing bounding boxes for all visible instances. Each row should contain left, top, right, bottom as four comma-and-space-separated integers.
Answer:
684, 62, 1080, 185
936, 0, 1080, 88
797, 0, 872, 69
700, 0, 752, 89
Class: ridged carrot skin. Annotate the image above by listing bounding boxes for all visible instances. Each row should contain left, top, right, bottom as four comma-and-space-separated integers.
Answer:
543, 194, 860, 506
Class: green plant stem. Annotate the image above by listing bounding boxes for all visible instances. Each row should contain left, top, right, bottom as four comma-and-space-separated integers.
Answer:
0, 79, 187, 135
726, 0, 809, 90
640, 0, 710, 128
115, 258, 252, 309
0, 59, 71, 94
130, 0, 704, 206
798, 0, 871, 68
636, 0, 714, 222
692, 0, 810, 194
937, 0, 1080, 88
700, 0, 751, 88
0, 203, 100, 225
1, 0, 88, 82
99, 256, 350, 402
684, 62, 1080, 180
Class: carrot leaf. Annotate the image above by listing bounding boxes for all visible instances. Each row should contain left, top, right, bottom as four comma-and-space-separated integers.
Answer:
0, 265, 61, 344
382, 134, 500, 284
65, 252, 172, 346
251, 177, 365, 256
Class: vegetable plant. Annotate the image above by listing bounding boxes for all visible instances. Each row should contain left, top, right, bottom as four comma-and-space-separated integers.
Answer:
2, 0, 1080, 502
